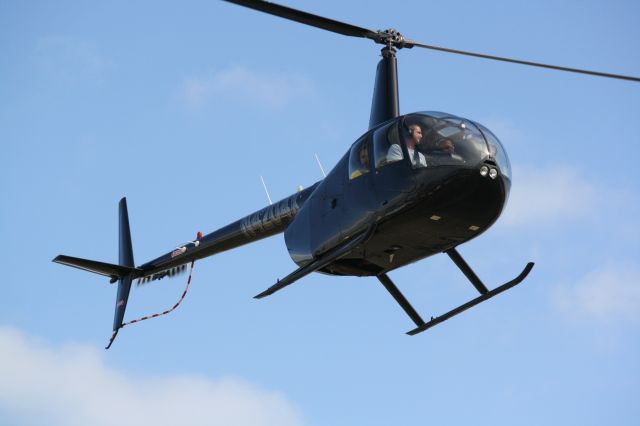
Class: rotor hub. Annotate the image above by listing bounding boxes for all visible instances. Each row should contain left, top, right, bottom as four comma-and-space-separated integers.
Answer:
376, 28, 412, 49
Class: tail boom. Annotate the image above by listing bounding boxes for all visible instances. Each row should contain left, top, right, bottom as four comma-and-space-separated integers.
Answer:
136, 183, 319, 278
53, 185, 319, 348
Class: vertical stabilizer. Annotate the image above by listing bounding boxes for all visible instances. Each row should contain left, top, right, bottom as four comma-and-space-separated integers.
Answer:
119, 197, 134, 268
110, 198, 135, 345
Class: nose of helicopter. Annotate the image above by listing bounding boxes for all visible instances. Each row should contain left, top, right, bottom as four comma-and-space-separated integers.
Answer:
476, 159, 511, 208
466, 160, 512, 231
477, 161, 511, 196
409, 157, 511, 245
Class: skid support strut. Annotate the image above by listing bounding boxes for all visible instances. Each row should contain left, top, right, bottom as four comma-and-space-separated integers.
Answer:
446, 248, 489, 294
377, 273, 425, 327
376, 248, 534, 335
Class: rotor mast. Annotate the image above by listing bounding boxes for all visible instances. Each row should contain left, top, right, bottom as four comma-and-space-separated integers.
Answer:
369, 41, 400, 129
368, 28, 413, 129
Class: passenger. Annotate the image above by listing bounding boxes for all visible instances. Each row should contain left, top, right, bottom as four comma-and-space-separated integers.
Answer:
431, 138, 464, 162
350, 143, 370, 179
387, 124, 427, 168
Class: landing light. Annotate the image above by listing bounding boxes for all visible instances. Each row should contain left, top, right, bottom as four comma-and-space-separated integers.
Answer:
489, 168, 498, 179
480, 166, 489, 177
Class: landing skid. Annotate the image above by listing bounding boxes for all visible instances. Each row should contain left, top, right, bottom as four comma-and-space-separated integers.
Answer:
407, 261, 534, 335
377, 248, 534, 335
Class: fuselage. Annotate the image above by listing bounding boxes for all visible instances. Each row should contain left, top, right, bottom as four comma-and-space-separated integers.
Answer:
138, 111, 511, 280
284, 111, 511, 275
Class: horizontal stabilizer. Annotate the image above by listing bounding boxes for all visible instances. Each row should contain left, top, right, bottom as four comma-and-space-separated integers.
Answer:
52, 255, 142, 281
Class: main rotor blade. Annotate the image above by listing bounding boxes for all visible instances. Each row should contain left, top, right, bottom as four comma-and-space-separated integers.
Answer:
223, 0, 380, 41
224, 0, 640, 82
412, 41, 640, 83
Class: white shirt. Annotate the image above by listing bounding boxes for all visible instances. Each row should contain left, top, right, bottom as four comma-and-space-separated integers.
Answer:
387, 144, 427, 168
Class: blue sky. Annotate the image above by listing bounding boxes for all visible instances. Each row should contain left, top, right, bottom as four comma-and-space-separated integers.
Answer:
1, 1, 639, 425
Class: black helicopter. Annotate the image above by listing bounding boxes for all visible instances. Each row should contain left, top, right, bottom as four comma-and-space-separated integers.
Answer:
53, 0, 640, 348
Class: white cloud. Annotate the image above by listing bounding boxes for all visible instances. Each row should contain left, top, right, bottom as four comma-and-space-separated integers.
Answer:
501, 164, 596, 227
180, 65, 314, 109
0, 326, 304, 426
552, 263, 640, 323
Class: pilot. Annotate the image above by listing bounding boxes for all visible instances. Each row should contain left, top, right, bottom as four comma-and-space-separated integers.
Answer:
350, 143, 370, 179
387, 124, 427, 168
431, 138, 464, 162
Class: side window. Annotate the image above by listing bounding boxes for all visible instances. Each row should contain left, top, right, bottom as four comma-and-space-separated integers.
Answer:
373, 122, 402, 169
348, 137, 371, 180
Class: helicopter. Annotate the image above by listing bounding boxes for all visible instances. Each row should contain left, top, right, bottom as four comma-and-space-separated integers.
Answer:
53, 0, 640, 349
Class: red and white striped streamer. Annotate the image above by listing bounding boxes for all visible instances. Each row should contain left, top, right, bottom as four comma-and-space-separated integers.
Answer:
105, 259, 196, 349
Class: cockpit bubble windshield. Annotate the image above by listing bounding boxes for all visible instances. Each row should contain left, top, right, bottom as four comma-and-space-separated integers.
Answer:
404, 113, 489, 168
